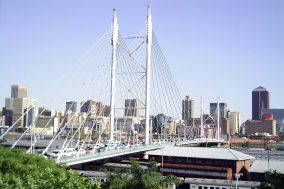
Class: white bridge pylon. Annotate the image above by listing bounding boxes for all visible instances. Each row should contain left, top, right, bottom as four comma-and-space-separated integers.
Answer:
110, 6, 152, 144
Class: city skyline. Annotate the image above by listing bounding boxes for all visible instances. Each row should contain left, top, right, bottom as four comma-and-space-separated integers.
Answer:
1, 1, 283, 121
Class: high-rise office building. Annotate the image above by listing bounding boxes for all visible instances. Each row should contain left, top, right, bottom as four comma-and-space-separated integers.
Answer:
5, 85, 37, 128
182, 95, 194, 120
11, 85, 27, 98
102, 105, 111, 117
66, 101, 77, 113
252, 86, 269, 120
80, 100, 103, 117
124, 99, 141, 117
210, 103, 228, 120
228, 112, 241, 134
262, 109, 284, 135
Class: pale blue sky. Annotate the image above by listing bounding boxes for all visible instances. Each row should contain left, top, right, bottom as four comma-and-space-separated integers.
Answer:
0, 0, 283, 121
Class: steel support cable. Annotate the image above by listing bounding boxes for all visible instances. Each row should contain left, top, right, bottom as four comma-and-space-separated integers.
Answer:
81, 32, 112, 94
117, 29, 147, 99
153, 34, 184, 117
58, 95, 102, 156
120, 52, 145, 107
75, 118, 99, 156
70, 53, 112, 144
67, 32, 111, 104
153, 35, 181, 118
116, 31, 152, 141
25, 115, 56, 152
44, 31, 112, 154
116, 48, 146, 142
152, 38, 173, 115
42, 96, 105, 154
116, 60, 145, 131
0, 106, 33, 139
11, 104, 61, 150
116, 58, 146, 140
49, 30, 111, 111
9, 75, 82, 145
118, 27, 147, 70
153, 34, 180, 112
119, 52, 145, 108
119, 40, 146, 71
152, 42, 163, 114
153, 39, 180, 117
151, 43, 171, 139
150, 41, 166, 115
62, 105, 94, 156
151, 40, 170, 115
117, 37, 145, 105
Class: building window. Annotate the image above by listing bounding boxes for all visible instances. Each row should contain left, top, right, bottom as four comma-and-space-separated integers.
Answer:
177, 157, 184, 163
187, 157, 191, 163
198, 186, 202, 189
196, 158, 202, 164
210, 187, 214, 189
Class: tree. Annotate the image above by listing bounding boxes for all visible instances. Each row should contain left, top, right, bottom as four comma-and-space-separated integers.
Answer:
0, 146, 100, 189
258, 170, 284, 189
102, 158, 181, 189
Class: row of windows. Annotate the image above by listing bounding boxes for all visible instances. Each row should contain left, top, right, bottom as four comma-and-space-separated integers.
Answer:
156, 156, 235, 167
197, 186, 227, 189
85, 165, 132, 173
161, 168, 227, 177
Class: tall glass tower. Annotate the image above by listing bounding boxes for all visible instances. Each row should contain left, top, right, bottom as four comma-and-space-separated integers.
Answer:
252, 86, 269, 120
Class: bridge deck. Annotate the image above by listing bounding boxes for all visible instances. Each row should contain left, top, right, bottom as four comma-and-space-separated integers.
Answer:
56, 139, 226, 166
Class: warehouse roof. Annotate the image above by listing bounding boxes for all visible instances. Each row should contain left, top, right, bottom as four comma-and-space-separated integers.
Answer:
145, 146, 255, 161
250, 160, 284, 174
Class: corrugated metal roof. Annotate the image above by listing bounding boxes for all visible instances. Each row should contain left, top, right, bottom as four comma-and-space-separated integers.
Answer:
250, 160, 284, 174
145, 146, 255, 160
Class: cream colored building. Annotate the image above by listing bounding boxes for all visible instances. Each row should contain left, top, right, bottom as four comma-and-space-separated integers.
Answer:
5, 97, 37, 128
228, 112, 241, 134
34, 115, 60, 136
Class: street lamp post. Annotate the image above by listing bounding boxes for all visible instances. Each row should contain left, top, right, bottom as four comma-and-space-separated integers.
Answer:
234, 173, 243, 189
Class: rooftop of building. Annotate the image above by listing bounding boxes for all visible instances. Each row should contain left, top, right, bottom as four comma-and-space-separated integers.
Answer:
250, 160, 284, 174
145, 146, 255, 161
262, 109, 284, 118
184, 177, 260, 187
253, 86, 267, 92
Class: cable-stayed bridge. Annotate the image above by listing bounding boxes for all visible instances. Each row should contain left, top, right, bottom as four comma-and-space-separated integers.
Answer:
0, 6, 225, 166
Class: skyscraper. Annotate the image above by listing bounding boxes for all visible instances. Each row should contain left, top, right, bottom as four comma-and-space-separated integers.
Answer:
210, 103, 228, 120
182, 95, 194, 120
228, 112, 241, 134
11, 85, 27, 98
80, 100, 102, 117
252, 86, 269, 120
124, 99, 141, 117
5, 85, 37, 128
66, 101, 77, 113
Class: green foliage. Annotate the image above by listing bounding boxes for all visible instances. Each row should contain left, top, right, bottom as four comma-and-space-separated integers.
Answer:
102, 158, 181, 189
0, 146, 99, 189
258, 170, 284, 189
242, 141, 251, 148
